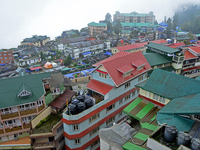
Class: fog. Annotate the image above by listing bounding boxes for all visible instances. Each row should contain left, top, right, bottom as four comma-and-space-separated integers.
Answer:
0, 0, 200, 48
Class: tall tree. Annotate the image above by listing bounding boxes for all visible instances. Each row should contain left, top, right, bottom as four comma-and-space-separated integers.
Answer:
166, 18, 172, 38
173, 13, 179, 30
64, 54, 72, 66
105, 13, 112, 22
154, 20, 158, 25
113, 19, 122, 38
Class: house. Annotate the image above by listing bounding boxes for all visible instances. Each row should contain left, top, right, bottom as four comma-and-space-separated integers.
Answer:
62, 51, 151, 150
0, 50, 13, 64
111, 39, 168, 54
20, 35, 50, 47
113, 11, 155, 23
88, 22, 107, 37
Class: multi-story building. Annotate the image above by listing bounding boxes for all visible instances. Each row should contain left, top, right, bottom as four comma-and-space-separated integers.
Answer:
20, 35, 50, 47
0, 50, 13, 64
62, 51, 151, 150
88, 22, 107, 37
113, 11, 155, 23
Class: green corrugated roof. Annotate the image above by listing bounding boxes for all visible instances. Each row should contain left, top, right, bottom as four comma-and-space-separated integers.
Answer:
88, 22, 107, 27
160, 66, 176, 72
121, 22, 159, 28
137, 69, 200, 99
0, 73, 50, 108
145, 42, 180, 54
45, 93, 53, 105
136, 102, 154, 119
195, 34, 200, 37
141, 123, 158, 131
123, 97, 143, 113
134, 132, 149, 141
144, 53, 172, 66
196, 76, 200, 81
122, 142, 147, 150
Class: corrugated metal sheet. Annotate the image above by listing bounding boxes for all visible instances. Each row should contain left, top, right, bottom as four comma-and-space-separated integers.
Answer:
123, 97, 143, 113
136, 102, 154, 119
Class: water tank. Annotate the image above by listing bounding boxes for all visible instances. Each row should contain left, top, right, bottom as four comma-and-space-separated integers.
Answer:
68, 104, 76, 115
191, 138, 200, 150
71, 99, 79, 105
164, 126, 178, 143
77, 102, 86, 113
85, 98, 93, 109
177, 132, 192, 147
77, 95, 85, 102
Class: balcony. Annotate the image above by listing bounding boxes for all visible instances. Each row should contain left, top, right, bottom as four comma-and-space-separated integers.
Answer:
184, 72, 200, 78
90, 93, 104, 104
24, 123, 31, 129
172, 55, 184, 62
38, 104, 45, 112
5, 126, 22, 133
20, 108, 37, 116
33, 142, 54, 149
1, 112, 19, 120
0, 129, 4, 134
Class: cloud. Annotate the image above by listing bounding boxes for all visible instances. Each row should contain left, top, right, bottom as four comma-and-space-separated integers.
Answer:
0, 0, 200, 48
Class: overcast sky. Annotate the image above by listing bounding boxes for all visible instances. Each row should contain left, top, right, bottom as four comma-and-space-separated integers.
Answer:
0, 0, 200, 49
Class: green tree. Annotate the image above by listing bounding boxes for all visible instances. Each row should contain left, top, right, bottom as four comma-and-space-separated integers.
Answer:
113, 19, 122, 37
80, 27, 89, 33
192, 16, 200, 33
173, 13, 179, 31
187, 31, 194, 39
64, 54, 72, 66
166, 18, 172, 38
130, 30, 139, 38
154, 20, 158, 25
181, 21, 192, 31
39, 52, 46, 61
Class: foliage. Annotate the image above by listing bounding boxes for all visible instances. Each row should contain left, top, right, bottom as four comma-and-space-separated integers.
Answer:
173, 13, 179, 30
80, 27, 89, 33
113, 19, 122, 37
166, 18, 172, 38
73, 63, 77, 67
154, 20, 158, 25
39, 52, 46, 61
36, 115, 51, 128
130, 30, 139, 38
188, 31, 194, 39
181, 17, 200, 33
82, 59, 89, 64
64, 54, 72, 66
105, 13, 112, 22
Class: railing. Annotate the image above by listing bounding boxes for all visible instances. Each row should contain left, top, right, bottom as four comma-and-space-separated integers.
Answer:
5, 126, 22, 133
23, 123, 30, 129
33, 141, 54, 148
0, 129, 4, 134
184, 72, 200, 78
20, 108, 37, 116
38, 104, 45, 112
1, 112, 19, 120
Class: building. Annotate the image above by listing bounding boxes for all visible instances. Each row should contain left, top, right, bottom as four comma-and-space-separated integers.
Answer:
121, 22, 159, 31
62, 51, 151, 150
113, 11, 155, 23
20, 35, 50, 47
88, 22, 107, 37
0, 50, 13, 64
111, 39, 168, 54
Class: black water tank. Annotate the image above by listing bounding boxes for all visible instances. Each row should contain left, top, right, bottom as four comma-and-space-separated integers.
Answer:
177, 132, 192, 147
77, 102, 86, 113
71, 99, 79, 105
164, 126, 178, 143
77, 95, 85, 102
85, 98, 93, 109
191, 138, 200, 150
68, 104, 76, 115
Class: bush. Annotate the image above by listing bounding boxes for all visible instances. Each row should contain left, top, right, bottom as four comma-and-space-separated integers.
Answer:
36, 122, 42, 128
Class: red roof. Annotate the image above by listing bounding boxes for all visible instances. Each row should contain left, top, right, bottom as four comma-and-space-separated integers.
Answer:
116, 42, 148, 51
86, 79, 114, 95
189, 47, 200, 54
117, 65, 134, 73
184, 51, 198, 60
193, 43, 200, 47
29, 66, 42, 71
94, 51, 151, 87
183, 66, 200, 72
49, 90, 76, 109
132, 59, 145, 67
167, 42, 185, 48
152, 39, 167, 44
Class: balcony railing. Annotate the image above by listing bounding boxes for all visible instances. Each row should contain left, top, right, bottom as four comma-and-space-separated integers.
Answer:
38, 104, 45, 112
33, 141, 54, 148
184, 72, 200, 78
23, 123, 30, 129
20, 108, 37, 116
1, 112, 19, 120
5, 126, 22, 133
0, 129, 4, 134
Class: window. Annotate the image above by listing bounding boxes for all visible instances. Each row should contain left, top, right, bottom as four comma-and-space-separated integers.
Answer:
0, 57, 2, 59
132, 91, 136, 97
57, 125, 63, 133
137, 89, 139, 94
119, 112, 122, 117
4, 57, 7, 59
3, 53, 6, 56
99, 72, 107, 79
75, 138, 80, 144
124, 82, 130, 89
138, 75, 143, 82
106, 116, 115, 125
8, 53, 11, 55
119, 99, 123, 105
137, 66, 144, 71
123, 71, 131, 77
89, 113, 100, 123
9, 57, 12, 59
145, 73, 147, 78
91, 139, 100, 148
73, 124, 79, 131
59, 136, 64, 144
106, 104, 115, 113
90, 127, 99, 136
125, 94, 130, 101
157, 64, 163, 68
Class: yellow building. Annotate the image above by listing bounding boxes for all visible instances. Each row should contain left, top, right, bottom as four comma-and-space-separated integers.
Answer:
88, 22, 107, 37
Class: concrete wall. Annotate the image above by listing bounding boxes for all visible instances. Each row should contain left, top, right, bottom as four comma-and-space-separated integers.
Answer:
31, 106, 52, 129
35, 137, 49, 143
147, 138, 171, 150
71, 76, 91, 83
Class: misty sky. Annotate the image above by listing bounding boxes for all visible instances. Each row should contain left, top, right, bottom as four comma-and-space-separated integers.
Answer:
0, 0, 200, 49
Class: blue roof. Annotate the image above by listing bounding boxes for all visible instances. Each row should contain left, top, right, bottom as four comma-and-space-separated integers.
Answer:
83, 51, 92, 55
159, 22, 168, 27
104, 52, 112, 55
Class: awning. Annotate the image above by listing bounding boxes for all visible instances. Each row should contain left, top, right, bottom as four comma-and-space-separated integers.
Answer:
86, 79, 114, 95
104, 52, 112, 55
30, 66, 42, 71
83, 51, 91, 55
49, 90, 76, 109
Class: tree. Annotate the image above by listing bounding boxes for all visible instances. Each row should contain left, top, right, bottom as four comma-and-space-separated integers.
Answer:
64, 54, 72, 66
105, 13, 112, 22
130, 29, 139, 38
80, 27, 89, 33
154, 20, 158, 25
187, 31, 194, 39
39, 52, 46, 61
173, 13, 179, 31
113, 19, 122, 38
166, 18, 172, 38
